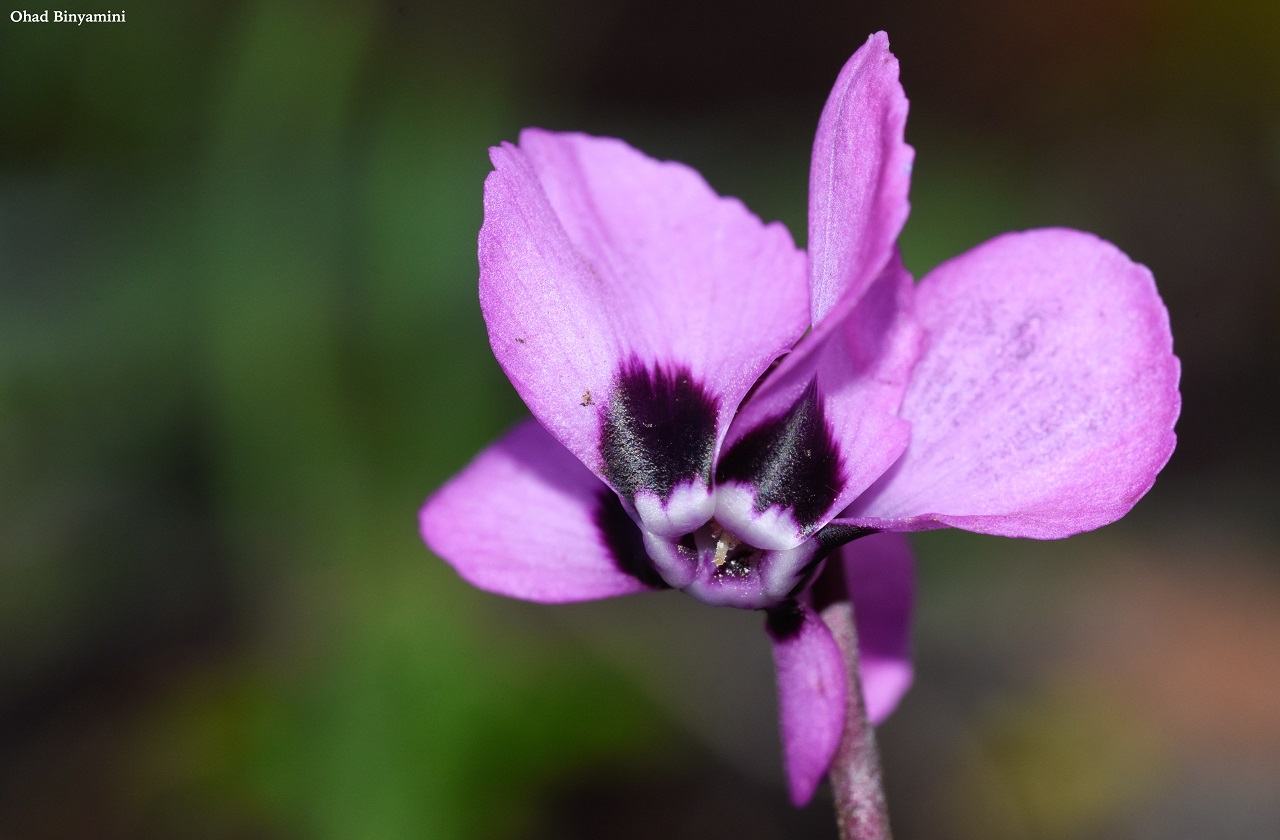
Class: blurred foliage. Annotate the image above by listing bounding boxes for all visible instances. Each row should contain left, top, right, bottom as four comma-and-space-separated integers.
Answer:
2, 0, 1278, 838
956, 678, 1166, 839
2, 2, 667, 836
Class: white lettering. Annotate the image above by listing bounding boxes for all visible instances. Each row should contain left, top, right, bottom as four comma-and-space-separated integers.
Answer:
13, 8, 128, 23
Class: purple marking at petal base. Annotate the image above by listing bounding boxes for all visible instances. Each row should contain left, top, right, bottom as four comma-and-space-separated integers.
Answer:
715, 379, 844, 543
716, 258, 922, 549
594, 488, 669, 591
601, 358, 718, 536
480, 130, 808, 495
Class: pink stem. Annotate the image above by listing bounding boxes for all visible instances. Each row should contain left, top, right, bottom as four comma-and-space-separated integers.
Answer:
820, 599, 892, 840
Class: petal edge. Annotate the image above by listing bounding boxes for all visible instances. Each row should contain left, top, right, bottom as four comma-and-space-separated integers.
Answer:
847, 228, 1180, 538
808, 31, 914, 324
480, 131, 810, 536
421, 419, 662, 603
767, 601, 847, 806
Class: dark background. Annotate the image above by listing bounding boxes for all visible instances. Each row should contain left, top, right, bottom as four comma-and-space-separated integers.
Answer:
2, 1, 1278, 837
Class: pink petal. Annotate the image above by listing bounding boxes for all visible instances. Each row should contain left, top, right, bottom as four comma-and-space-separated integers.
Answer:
767, 601, 847, 806
844, 228, 1180, 538
714, 257, 922, 550
808, 31, 914, 325
840, 533, 915, 724
480, 130, 809, 537
420, 419, 663, 603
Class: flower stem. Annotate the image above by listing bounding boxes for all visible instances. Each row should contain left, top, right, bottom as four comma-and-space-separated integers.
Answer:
820, 599, 892, 840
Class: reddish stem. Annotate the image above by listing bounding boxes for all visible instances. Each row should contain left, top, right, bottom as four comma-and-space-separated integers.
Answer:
820, 599, 892, 840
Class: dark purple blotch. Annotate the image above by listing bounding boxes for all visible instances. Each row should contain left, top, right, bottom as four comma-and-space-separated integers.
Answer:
600, 357, 718, 503
765, 600, 806, 641
715, 379, 844, 531
593, 488, 668, 589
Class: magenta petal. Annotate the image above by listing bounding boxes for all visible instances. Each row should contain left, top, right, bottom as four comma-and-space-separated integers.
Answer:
840, 533, 915, 724
845, 228, 1180, 538
480, 130, 809, 534
420, 419, 661, 603
715, 257, 922, 549
767, 602, 847, 806
808, 31, 914, 325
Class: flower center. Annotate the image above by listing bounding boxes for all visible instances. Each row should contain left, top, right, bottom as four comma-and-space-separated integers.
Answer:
668, 519, 785, 606
710, 521, 740, 567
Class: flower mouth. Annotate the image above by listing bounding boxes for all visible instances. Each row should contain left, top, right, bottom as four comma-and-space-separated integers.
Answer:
653, 518, 808, 609
621, 510, 880, 611
683, 519, 775, 607
709, 521, 744, 568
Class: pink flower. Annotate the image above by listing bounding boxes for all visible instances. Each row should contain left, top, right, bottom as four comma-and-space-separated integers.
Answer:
420, 32, 1179, 805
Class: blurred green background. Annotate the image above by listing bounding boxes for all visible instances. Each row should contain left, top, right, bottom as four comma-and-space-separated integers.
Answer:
2, 1, 1278, 837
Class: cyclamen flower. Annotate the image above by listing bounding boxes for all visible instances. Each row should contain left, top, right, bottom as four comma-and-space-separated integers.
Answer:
420, 32, 1179, 807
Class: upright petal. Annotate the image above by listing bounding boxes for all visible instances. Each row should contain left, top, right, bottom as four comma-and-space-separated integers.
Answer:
767, 601, 847, 806
838, 533, 915, 725
714, 257, 922, 550
843, 229, 1180, 538
480, 130, 810, 537
420, 419, 665, 602
808, 31, 914, 325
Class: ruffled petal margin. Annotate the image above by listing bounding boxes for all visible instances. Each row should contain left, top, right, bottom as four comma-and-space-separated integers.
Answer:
842, 228, 1180, 538
420, 419, 663, 603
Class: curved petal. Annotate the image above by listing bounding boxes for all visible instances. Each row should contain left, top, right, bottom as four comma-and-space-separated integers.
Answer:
420, 419, 665, 603
766, 601, 847, 806
844, 229, 1180, 538
840, 533, 915, 724
808, 31, 914, 325
480, 130, 809, 537
714, 257, 922, 550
